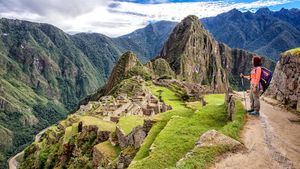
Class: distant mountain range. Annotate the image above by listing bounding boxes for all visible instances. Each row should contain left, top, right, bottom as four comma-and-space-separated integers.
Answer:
0, 7, 298, 168
201, 8, 300, 60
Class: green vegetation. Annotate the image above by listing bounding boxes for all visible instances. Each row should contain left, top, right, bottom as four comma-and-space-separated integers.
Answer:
130, 84, 245, 169
176, 100, 245, 168
283, 47, 300, 57
79, 116, 116, 131
95, 141, 121, 160
146, 58, 175, 78
118, 116, 144, 135
110, 77, 145, 97
63, 123, 78, 143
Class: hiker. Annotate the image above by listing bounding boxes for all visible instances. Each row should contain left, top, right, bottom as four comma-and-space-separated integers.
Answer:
240, 56, 262, 116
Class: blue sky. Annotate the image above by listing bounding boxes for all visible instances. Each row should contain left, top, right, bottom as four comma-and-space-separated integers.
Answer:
117, 0, 300, 7
0, 0, 299, 37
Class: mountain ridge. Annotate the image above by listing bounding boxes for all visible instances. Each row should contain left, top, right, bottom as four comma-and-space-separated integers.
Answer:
201, 7, 300, 60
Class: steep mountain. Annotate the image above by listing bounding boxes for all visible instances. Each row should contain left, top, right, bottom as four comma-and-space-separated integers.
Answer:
158, 15, 229, 92
156, 15, 275, 92
201, 8, 300, 60
104, 51, 150, 94
0, 18, 175, 167
264, 48, 300, 112
0, 18, 108, 168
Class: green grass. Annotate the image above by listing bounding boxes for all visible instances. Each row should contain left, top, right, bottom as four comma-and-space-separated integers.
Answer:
186, 101, 202, 110
118, 115, 144, 135
282, 47, 300, 57
129, 83, 245, 169
63, 123, 78, 143
94, 141, 121, 160
79, 116, 116, 131
174, 146, 230, 169
131, 84, 194, 165
176, 100, 246, 169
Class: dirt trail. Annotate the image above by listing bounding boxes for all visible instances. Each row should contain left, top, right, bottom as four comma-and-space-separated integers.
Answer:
8, 127, 50, 169
211, 92, 300, 169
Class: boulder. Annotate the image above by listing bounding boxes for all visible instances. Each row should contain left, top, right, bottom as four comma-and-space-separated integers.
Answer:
264, 50, 300, 111
196, 130, 241, 149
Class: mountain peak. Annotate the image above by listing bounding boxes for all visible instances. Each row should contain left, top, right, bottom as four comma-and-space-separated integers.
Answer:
228, 8, 242, 14
256, 7, 272, 15
104, 51, 140, 94
158, 15, 229, 92
181, 15, 203, 28
183, 15, 199, 22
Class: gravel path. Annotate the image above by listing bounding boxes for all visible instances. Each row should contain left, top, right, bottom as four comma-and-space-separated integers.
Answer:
211, 93, 300, 169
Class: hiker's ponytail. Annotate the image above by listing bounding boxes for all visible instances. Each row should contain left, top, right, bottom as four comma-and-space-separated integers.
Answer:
253, 56, 262, 67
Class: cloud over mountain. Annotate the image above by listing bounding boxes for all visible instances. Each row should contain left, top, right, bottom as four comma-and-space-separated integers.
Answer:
0, 0, 292, 37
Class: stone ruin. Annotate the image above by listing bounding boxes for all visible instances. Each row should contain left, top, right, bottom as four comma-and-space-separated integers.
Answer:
80, 91, 172, 123
153, 78, 212, 102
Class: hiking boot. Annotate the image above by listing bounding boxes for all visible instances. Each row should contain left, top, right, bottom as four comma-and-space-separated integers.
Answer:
249, 111, 260, 116
247, 109, 254, 112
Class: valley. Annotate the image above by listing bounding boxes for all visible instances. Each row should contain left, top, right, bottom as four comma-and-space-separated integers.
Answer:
0, 6, 299, 169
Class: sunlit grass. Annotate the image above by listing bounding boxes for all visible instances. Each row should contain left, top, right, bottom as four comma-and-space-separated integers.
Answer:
130, 82, 246, 169
118, 115, 144, 135
79, 116, 116, 131
94, 141, 121, 160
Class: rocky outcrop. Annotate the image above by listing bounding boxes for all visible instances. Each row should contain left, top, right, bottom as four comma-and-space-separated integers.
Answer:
176, 129, 242, 167
104, 52, 151, 95
157, 15, 275, 91
145, 58, 175, 79
195, 130, 241, 149
159, 15, 229, 92
104, 51, 140, 94
220, 44, 275, 89
264, 49, 300, 112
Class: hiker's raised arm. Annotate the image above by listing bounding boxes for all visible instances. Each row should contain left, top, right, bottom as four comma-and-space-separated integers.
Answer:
240, 73, 250, 80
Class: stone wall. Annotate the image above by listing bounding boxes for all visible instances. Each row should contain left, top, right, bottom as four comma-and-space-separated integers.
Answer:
264, 53, 300, 112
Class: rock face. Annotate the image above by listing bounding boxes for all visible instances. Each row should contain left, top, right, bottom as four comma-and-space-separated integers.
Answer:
157, 15, 275, 92
195, 130, 241, 149
145, 58, 175, 78
159, 15, 229, 92
104, 51, 150, 95
264, 49, 300, 111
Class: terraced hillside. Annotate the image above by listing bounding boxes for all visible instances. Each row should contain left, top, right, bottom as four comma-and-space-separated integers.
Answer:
18, 77, 245, 169
17, 50, 246, 168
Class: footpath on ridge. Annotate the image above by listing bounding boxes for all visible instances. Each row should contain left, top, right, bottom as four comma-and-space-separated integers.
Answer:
211, 92, 300, 169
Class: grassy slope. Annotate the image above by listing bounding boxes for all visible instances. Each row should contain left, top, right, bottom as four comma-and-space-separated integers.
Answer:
283, 47, 300, 56
94, 141, 121, 160
129, 84, 245, 169
118, 116, 144, 135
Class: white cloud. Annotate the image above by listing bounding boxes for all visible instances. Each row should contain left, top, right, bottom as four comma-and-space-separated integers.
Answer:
0, 0, 290, 37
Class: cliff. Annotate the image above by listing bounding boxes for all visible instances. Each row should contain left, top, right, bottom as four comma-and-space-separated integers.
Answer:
264, 48, 300, 112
